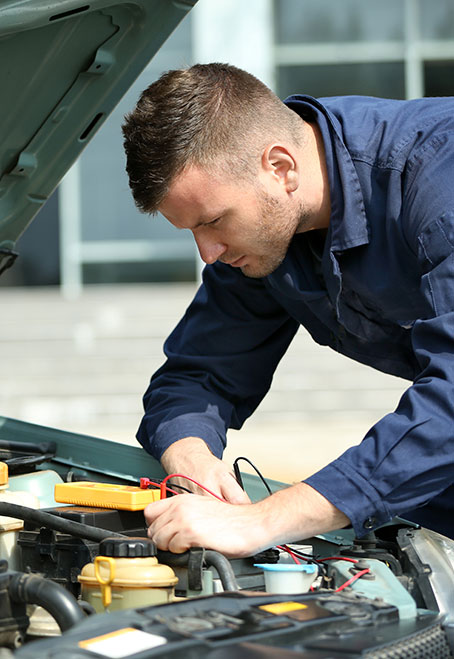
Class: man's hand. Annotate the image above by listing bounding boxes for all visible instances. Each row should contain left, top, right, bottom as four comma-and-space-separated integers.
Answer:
145, 494, 260, 556
145, 481, 350, 557
160, 437, 250, 504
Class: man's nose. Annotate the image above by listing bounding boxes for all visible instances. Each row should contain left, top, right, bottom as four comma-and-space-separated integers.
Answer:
193, 232, 227, 264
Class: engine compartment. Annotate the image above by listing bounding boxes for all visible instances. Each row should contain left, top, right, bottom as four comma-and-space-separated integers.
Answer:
0, 427, 452, 658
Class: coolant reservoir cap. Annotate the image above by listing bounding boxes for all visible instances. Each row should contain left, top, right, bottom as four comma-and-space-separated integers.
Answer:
99, 537, 157, 558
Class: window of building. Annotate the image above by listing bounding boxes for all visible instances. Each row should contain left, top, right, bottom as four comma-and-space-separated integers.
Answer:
274, 0, 454, 101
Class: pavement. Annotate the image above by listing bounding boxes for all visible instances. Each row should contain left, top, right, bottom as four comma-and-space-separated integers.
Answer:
0, 283, 408, 484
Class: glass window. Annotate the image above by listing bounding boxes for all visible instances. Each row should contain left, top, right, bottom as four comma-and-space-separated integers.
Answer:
419, 0, 454, 40
274, 0, 404, 44
277, 62, 405, 100
424, 61, 454, 96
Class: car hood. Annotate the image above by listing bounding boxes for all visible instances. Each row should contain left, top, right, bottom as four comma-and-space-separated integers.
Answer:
0, 0, 197, 275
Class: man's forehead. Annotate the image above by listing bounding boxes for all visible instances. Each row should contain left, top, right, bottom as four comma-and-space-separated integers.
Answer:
159, 163, 255, 225
159, 166, 229, 228
172, 164, 224, 191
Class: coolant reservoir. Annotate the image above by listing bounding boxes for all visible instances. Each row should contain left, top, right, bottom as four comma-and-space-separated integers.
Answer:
78, 537, 178, 613
0, 462, 40, 570
9, 468, 63, 508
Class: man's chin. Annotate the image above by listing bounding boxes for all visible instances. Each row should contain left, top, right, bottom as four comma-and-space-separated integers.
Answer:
240, 259, 282, 279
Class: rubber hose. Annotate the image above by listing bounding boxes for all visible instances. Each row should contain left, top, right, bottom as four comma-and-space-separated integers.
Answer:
158, 549, 239, 591
204, 550, 239, 591
9, 573, 85, 632
0, 502, 127, 542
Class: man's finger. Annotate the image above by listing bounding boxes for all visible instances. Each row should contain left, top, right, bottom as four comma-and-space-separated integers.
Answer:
144, 498, 171, 525
149, 523, 177, 551
219, 472, 251, 504
222, 483, 251, 504
167, 532, 191, 554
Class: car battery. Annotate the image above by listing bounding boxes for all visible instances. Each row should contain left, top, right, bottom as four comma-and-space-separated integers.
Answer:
17, 506, 148, 598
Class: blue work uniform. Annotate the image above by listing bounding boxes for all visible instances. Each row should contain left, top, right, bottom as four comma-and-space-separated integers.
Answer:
137, 94, 454, 539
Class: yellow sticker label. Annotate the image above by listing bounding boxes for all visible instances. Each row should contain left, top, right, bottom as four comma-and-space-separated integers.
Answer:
78, 628, 135, 648
259, 602, 308, 615
78, 628, 167, 657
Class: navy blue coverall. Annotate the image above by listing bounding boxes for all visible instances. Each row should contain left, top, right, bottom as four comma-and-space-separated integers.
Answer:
137, 94, 454, 539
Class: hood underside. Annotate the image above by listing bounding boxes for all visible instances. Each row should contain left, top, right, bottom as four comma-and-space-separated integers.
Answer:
0, 0, 197, 274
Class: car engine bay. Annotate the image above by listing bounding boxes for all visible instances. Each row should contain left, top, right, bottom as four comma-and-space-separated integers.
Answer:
0, 432, 451, 658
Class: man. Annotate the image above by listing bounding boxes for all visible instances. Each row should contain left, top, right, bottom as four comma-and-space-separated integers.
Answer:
122, 63, 454, 556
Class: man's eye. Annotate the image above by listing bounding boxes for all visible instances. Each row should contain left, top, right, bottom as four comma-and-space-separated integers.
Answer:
208, 217, 222, 226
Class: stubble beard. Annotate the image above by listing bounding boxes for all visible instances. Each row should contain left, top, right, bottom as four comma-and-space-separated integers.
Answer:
241, 190, 312, 279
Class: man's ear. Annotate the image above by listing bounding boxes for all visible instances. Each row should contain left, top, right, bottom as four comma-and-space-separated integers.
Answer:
261, 144, 299, 193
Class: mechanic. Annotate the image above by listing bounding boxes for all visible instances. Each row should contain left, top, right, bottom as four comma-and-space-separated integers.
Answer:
122, 63, 454, 556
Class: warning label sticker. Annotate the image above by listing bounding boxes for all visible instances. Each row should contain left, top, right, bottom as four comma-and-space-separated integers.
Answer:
259, 601, 308, 615
78, 627, 167, 657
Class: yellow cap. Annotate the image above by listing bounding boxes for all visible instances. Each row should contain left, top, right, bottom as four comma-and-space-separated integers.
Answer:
0, 462, 8, 487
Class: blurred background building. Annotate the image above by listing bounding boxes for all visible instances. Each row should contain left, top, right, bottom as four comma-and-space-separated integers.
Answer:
3, 0, 454, 293
1, 0, 453, 482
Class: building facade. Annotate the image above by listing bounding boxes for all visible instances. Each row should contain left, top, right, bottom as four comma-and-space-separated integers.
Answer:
5, 0, 454, 292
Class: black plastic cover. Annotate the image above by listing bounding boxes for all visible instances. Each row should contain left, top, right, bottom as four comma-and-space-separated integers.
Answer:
99, 536, 157, 558
15, 591, 449, 659
42, 505, 147, 535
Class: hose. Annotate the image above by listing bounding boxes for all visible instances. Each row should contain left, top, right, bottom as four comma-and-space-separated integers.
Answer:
204, 550, 239, 591
0, 504, 239, 590
158, 549, 239, 591
0, 502, 127, 542
8, 573, 84, 632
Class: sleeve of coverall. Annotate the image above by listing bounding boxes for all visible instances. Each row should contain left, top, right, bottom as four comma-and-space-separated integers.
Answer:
306, 136, 454, 537
136, 261, 299, 461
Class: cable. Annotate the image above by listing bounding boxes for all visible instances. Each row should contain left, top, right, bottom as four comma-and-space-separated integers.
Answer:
276, 545, 301, 564
160, 474, 225, 502
318, 556, 359, 563
0, 502, 126, 542
141, 477, 193, 495
233, 461, 244, 490
140, 477, 180, 497
335, 568, 370, 592
284, 548, 320, 564
162, 482, 193, 495
233, 457, 272, 496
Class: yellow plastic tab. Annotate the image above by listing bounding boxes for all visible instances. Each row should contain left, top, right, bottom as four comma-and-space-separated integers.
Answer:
54, 482, 161, 510
259, 602, 308, 615
0, 462, 8, 487
94, 556, 116, 608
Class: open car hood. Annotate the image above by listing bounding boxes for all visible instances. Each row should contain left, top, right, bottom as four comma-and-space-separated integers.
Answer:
0, 0, 197, 275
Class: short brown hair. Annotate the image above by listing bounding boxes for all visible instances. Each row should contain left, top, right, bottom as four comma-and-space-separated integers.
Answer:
122, 63, 302, 214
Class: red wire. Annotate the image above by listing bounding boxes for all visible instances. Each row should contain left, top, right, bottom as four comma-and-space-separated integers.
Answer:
160, 473, 226, 501
276, 545, 301, 564
318, 556, 358, 563
140, 477, 180, 497
335, 568, 370, 592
